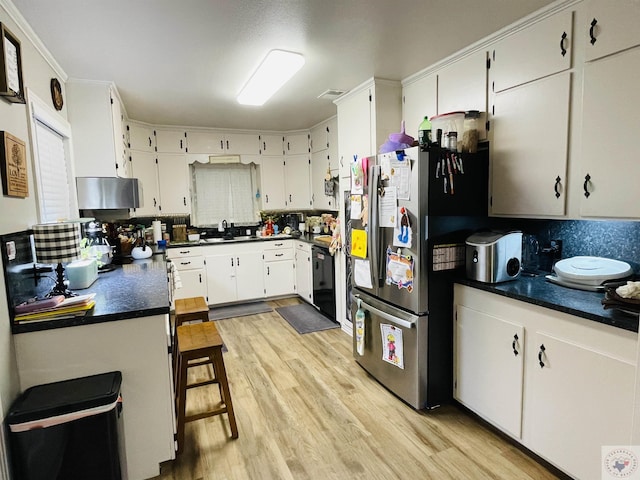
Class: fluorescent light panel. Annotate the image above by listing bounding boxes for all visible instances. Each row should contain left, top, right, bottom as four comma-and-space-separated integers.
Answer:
237, 50, 305, 106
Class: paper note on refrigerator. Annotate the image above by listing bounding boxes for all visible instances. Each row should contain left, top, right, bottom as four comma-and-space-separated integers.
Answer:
350, 195, 362, 220
351, 229, 367, 258
378, 187, 397, 228
380, 153, 411, 200
354, 259, 373, 289
380, 323, 404, 369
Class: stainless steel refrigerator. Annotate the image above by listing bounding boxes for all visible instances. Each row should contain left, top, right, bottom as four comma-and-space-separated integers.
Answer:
350, 145, 488, 409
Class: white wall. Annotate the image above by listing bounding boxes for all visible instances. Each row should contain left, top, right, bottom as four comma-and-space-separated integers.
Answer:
0, 0, 69, 475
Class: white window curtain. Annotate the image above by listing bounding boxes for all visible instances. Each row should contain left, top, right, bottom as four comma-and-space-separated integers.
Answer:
191, 163, 256, 226
33, 121, 71, 223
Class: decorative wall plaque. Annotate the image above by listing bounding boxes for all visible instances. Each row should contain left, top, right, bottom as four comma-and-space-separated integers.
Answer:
0, 23, 25, 104
1, 131, 28, 197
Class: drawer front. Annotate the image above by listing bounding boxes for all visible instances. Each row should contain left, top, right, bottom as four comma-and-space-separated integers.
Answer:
166, 247, 202, 259
264, 249, 293, 262
264, 239, 292, 251
295, 241, 311, 253
172, 256, 205, 270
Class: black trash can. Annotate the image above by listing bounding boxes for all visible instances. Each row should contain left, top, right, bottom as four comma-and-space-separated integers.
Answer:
7, 371, 125, 480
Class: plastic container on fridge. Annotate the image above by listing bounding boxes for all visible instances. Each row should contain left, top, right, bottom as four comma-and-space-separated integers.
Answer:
7, 371, 126, 480
429, 112, 465, 150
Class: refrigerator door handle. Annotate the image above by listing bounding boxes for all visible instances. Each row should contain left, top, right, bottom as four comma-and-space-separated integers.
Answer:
359, 299, 416, 329
368, 164, 381, 287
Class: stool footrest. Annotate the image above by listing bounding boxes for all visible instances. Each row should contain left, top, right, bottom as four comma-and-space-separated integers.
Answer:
187, 358, 214, 368
186, 379, 219, 389
186, 406, 227, 423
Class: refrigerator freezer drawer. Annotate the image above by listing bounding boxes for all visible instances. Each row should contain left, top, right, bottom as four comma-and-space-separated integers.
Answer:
351, 290, 428, 409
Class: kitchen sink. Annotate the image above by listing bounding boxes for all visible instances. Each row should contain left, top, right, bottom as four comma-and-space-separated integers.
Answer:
202, 235, 255, 243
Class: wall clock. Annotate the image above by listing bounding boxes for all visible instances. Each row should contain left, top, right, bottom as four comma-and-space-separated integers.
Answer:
50, 78, 63, 110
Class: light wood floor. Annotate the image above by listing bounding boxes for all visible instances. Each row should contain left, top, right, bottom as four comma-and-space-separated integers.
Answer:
153, 298, 561, 480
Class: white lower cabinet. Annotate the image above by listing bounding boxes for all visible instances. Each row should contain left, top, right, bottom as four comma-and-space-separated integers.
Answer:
454, 284, 637, 480
166, 247, 206, 301
263, 240, 294, 297
454, 305, 524, 438
294, 241, 312, 304
204, 244, 264, 305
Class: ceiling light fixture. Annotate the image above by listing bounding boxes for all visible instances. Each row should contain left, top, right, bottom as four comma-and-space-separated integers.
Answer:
237, 49, 305, 106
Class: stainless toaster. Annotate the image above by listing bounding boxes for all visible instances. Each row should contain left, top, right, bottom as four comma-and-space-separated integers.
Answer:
465, 231, 523, 283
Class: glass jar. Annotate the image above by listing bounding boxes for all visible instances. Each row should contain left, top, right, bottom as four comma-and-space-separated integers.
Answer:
461, 110, 480, 153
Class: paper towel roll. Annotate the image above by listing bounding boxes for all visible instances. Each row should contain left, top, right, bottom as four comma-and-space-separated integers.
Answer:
152, 220, 162, 244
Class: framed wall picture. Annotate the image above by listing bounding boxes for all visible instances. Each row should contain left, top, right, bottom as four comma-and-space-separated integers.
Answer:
0, 131, 28, 197
0, 23, 25, 104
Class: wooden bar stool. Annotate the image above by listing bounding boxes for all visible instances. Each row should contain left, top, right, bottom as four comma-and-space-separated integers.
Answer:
173, 297, 211, 381
175, 321, 238, 454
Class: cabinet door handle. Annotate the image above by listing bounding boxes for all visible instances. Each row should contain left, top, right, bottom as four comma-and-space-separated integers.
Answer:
512, 333, 519, 356
287, 142, 290, 151
148, 137, 152, 147
179, 250, 190, 254
153, 198, 157, 207
267, 266, 270, 275
538, 344, 546, 368
560, 31, 567, 57
226, 140, 229, 150
275, 253, 283, 257
180, 139, 183, 149
263, 141, 266, 151
589, 18, 598, 45
265, 194, 269, 203
220, 140, 224, 150
289, 194, 292, 202
554, 176, 561, 198
183, 196, 186, 206
237, 257, 240, 266
583, 173, 591, 198
180, 261, 191, 266
231, 257, 234, 267
199, 273, 202, 283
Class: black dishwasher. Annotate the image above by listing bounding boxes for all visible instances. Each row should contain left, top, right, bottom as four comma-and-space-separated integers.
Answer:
312, 245, 336, 322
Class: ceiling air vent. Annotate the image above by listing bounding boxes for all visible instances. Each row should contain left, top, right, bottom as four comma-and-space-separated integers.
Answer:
317, 89, 346, 100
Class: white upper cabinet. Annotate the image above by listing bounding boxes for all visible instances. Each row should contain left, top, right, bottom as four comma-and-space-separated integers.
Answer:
259, 134, 283, 155
491, 10, 572, 93
259, 156, 286, 210
284, 154, 312, 210
66, 81, 129, 178
186, 131, 259, 155
284, 133, 309, 155
335, 78, 402, 178
223, 132, 260, 155
311, 151, 336, 211
310, 116, 338, 171
156, 154, 190, 215
129, 122, 156, 152
155, 129, 187, 153
490, 72, 570, 217
185, 130, 225, 154
584, 0, 640, 62
130, 151, 159, 217
579, 45, 640, 218
402, 73, 437, 141
437, 50, 488, 115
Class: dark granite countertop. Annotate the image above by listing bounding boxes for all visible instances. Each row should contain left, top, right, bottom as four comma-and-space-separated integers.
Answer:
166, 233, 334, 250
457, 274, 639, 333
13, 253, 170, 334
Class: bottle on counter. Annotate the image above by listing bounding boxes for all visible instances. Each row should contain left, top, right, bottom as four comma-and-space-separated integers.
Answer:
418, 116, 432, 148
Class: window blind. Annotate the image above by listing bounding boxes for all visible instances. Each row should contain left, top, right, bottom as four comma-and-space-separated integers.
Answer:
34, 120, 72, 223
191, 163, 256, 226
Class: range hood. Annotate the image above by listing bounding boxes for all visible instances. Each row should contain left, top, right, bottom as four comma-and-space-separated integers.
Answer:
76, 177, 140, 209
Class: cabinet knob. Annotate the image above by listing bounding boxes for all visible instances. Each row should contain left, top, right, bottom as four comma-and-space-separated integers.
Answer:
538, 344, 546, 368
589, 18, 598, 45
583, 173, 592, 198
560, 31, 567, 57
